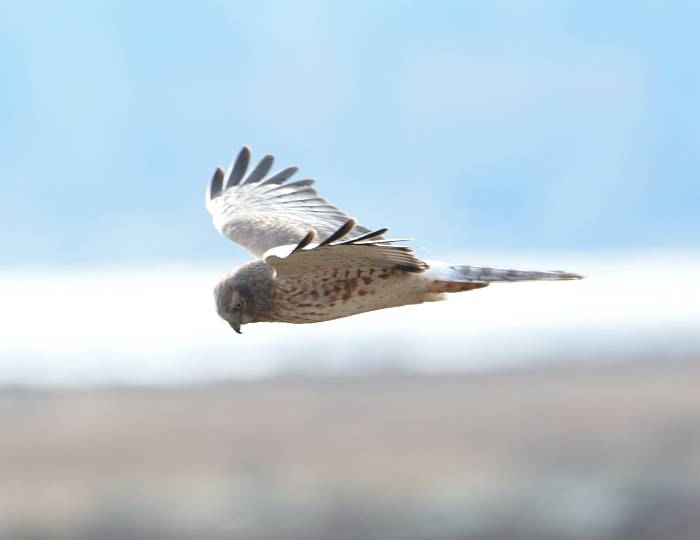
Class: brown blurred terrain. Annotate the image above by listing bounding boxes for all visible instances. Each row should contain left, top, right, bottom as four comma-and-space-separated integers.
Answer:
1, 359, 700, 540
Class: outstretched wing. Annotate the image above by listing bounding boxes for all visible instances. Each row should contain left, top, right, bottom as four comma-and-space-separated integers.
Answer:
262, 219, 428, 277
206, 147, 375, 257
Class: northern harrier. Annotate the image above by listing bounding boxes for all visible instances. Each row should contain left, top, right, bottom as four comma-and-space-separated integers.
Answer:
206, 147, 582, 333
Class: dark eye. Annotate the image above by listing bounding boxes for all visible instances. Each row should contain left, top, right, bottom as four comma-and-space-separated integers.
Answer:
233, 298, 246, 310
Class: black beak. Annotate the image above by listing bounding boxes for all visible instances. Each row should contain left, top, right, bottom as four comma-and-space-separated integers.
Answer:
229, 312, 242, 334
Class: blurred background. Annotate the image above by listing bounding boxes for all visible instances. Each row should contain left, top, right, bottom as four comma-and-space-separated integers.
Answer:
1, 1, 700, 539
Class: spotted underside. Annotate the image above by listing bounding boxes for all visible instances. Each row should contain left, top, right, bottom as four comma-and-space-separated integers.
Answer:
265, 264, 487, 324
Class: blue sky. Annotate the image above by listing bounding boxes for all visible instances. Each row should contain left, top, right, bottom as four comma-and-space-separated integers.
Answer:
2, 1, 699, 265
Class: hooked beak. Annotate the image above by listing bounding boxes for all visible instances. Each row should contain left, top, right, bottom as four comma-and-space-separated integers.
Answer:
229, 312, 242, 334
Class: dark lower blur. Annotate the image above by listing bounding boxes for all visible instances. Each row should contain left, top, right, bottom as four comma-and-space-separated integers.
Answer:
2, 359, 700, 540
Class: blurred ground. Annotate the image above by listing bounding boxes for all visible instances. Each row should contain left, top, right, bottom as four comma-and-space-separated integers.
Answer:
2, 359, 700, 540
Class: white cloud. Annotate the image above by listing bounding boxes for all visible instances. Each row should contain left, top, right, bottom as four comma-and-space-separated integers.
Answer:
1, 252, 699, 386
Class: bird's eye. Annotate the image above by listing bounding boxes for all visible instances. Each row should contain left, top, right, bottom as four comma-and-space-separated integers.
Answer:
233, 298, 246, 310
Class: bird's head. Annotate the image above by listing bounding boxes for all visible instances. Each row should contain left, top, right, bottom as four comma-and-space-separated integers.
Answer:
213, 262, 275, 334
214, 275, 250, 334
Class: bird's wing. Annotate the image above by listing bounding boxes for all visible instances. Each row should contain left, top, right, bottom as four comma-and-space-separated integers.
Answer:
262, 219, 428, 277
206, 146, 376, 257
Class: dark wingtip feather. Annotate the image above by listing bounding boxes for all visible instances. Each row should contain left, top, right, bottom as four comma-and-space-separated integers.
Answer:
209, 167, 225, 199
225, 146, 251, 189
271, 178, 316, 190
262, 166, 299, 185
292, 230, 317, 252
319, 218, 357, 246
243, 154, 274, 185
340, 227, 389, 244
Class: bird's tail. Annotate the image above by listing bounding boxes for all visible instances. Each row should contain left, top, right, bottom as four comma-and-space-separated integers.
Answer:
424, 260, 583, 292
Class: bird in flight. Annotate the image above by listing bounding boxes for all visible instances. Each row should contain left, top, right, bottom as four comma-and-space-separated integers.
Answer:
206, 147, 582, 334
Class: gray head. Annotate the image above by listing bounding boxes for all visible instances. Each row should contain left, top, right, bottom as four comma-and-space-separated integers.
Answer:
214, 261, 275, 334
